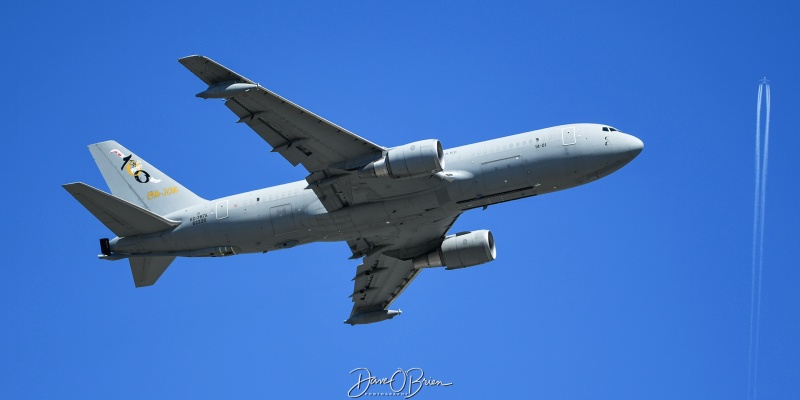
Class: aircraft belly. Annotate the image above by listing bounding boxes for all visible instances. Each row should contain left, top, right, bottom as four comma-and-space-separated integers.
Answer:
111, 231, 178, 254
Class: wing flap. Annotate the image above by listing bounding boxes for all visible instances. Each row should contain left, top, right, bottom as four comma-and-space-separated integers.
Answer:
63, 182, 180, 237
225, 98, 324, 169
350, 253, 422, 314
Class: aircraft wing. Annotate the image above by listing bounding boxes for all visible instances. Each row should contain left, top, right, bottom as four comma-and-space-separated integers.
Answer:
345, 213, 459, 325
179, 55, 386, 211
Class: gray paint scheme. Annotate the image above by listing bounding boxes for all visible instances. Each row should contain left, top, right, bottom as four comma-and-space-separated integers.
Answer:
64, 56, 644, 324
63, 182, 179, 237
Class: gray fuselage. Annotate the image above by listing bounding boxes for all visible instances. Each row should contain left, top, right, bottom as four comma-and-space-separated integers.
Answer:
109, 123, 643, 257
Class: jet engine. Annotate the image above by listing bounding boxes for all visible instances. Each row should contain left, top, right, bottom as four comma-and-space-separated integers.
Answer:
412, 230, 496, 270
360, 139, 445, 179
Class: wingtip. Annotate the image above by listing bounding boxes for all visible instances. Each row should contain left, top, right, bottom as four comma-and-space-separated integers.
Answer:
178, 55, 208, 65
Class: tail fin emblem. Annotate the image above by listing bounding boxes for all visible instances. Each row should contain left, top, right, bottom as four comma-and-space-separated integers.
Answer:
109, 149, 162, 183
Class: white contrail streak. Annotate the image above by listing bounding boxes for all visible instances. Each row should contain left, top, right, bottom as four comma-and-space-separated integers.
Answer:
748, 79, 770, 400
753, 82, 770, 400
747, 83, 762, 400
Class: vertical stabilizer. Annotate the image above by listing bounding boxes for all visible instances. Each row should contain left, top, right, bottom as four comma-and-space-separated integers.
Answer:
88, 141, 205, 216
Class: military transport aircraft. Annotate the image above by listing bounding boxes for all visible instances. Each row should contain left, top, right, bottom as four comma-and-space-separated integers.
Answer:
64, 56, 643, 325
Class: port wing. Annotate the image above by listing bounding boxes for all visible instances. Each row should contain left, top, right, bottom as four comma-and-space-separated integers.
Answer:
179, 55, 391, 212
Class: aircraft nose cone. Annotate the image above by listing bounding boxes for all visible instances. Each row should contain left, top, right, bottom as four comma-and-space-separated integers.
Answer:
625, 134, 644, 160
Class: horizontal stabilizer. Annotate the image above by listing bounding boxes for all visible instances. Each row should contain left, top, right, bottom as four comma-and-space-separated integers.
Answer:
130, 256, 176, 287
63, 182, 180, 237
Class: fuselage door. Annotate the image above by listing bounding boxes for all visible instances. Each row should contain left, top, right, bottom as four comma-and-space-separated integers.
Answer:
216, 200, 229, 220
562, 127, 577, 145
481, 155, 526, 195
270, 203, 297, 235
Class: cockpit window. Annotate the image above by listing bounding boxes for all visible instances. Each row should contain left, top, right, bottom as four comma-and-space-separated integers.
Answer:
602, 127, 609, 132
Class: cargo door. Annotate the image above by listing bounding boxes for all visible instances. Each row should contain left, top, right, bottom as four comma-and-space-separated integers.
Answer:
270, 204, 296, 235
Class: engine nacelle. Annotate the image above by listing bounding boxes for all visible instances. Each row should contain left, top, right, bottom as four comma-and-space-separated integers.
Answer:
360, 139, 445, 179
412, 230, 496, 270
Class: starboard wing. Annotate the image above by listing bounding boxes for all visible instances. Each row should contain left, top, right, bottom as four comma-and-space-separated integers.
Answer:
345, 213, 460, 325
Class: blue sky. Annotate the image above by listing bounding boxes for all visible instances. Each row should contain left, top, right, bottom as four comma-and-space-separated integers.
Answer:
2, 1, 799, 398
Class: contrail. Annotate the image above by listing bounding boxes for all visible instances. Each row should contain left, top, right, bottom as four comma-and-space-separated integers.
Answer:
749, 79, 768, 400
747, 82, 762, 400
754, 82, 770, 400
748, 78, 770, 400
